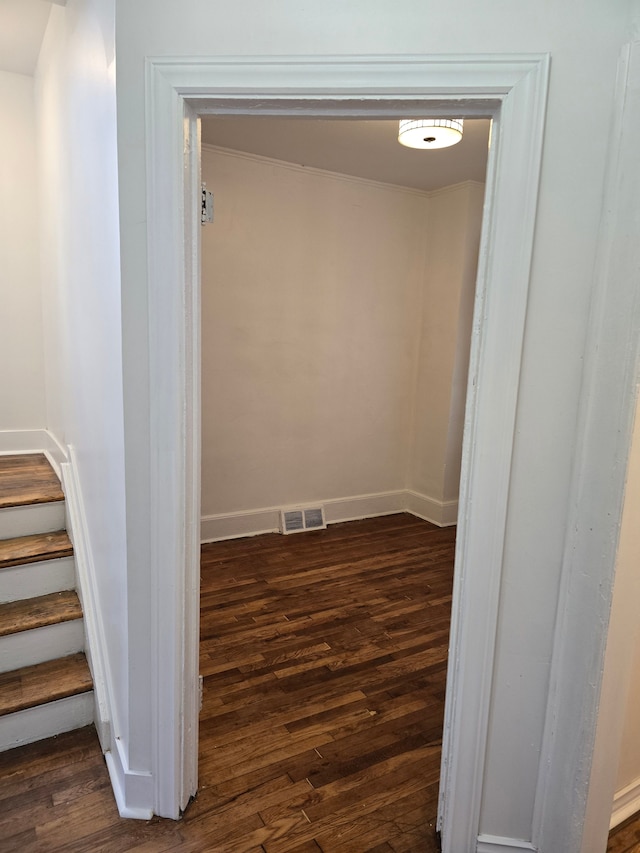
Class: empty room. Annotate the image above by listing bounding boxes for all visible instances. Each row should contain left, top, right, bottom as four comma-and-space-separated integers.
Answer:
195, 116, 487, 851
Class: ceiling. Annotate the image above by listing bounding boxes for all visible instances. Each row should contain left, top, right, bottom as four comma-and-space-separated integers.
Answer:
1, 2, 489, 193
201, 117, 491, 193
0, 0, 57, 76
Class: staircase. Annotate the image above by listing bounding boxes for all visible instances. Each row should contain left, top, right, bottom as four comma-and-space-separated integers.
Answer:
0, 453, 93, 750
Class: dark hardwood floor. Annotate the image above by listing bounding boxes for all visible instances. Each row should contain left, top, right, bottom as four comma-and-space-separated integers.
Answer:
194, 513, 453, 852
1, 513, 453, 851
0, 511, 631, 850
0, 515, 442, 853
608, 814, 640, 853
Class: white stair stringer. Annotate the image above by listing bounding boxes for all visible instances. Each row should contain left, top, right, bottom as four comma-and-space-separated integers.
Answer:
0, 556, 75, 604
0, 502, 65, 539
61, 449, 111, 753
0, 692, 94, 752
0, 619, 85, 674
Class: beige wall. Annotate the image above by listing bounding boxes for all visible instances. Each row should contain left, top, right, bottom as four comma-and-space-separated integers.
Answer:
409, 182, 484, 503
201, 145, 484, 520
0, 69, 45, 430
614, 391, 640, 797
586, 388, 640, 831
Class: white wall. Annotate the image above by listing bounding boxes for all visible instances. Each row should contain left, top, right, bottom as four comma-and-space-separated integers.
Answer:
0, 69, 46, 431
35, 0, 128, 762
409, 181, 484, 505
114, 0, 633, 838
201, 147, 428, 518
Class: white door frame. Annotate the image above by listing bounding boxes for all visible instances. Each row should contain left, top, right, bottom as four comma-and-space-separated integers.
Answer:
144, 54, 549, 849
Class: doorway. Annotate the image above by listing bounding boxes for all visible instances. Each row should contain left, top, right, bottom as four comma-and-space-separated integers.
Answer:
198, 117, 489, 541
196, 119, 487, 848
143, 54, 549, 852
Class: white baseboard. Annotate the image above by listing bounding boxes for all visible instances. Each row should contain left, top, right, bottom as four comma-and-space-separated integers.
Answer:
610, 776, 640, 829
201, 490, 406, 542
323, 490, 406, 524
201, 506, 281, 542
62, 445, 155, 819
0, 429, 68, 479
0, 428, 51, 453
476, 835, 537, 852
201, 488, 455, 542
406, 490, 458, 527
104, 735, 154, 820
61, 446, 112, 752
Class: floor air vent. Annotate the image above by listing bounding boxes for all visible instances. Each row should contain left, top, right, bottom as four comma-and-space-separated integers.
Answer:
280, 506, 326, 534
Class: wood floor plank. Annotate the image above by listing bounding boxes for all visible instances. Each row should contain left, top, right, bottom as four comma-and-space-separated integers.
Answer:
608, 814, 640, 852
0, 653, 92, 716
0, 589, 82, 636
0, 530, 73, 569
0, 454, 64, 509
0, 497, 626, 851
0, 514, 454, 851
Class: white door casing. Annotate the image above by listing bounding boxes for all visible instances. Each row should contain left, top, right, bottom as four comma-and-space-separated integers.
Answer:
143, 54, 549, 849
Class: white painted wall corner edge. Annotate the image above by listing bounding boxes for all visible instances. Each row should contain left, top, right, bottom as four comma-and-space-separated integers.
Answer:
534, 39, 640, 853
144, 51, 551, 845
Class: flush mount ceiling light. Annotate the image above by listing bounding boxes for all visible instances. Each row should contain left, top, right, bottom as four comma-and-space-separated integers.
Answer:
398, 118, 464, 149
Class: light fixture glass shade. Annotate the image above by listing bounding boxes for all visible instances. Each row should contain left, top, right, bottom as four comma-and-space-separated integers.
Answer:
398, 119, 464, 149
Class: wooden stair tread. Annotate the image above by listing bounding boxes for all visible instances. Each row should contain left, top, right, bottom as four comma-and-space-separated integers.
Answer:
0, 454, 64, 510
0, 530, 73, 570
0, 653, 92, 716
0, 591, 81, 637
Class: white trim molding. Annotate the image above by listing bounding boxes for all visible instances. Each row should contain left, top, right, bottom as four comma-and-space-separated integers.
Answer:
323, 490, 406, 525
611, 777, 640, 830
0, 429, 68, 478
104, 737, 153, 821
201, 507, 279, 543
534, 40, 640, 852
60, 445, 112, 751
144, 53, 549, 839
201, 490, 406, 542
405, 490, 458, 527
201, 490, 453, 542
477, 835, 537, 853
62, 444, 155, 819
0, 428, 56, 454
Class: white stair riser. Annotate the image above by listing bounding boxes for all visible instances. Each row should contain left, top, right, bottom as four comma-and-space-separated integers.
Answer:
0, 557, 75, 604
0, 619, 84, 674
0, 691, 94, 752
0, 502, 65, 539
